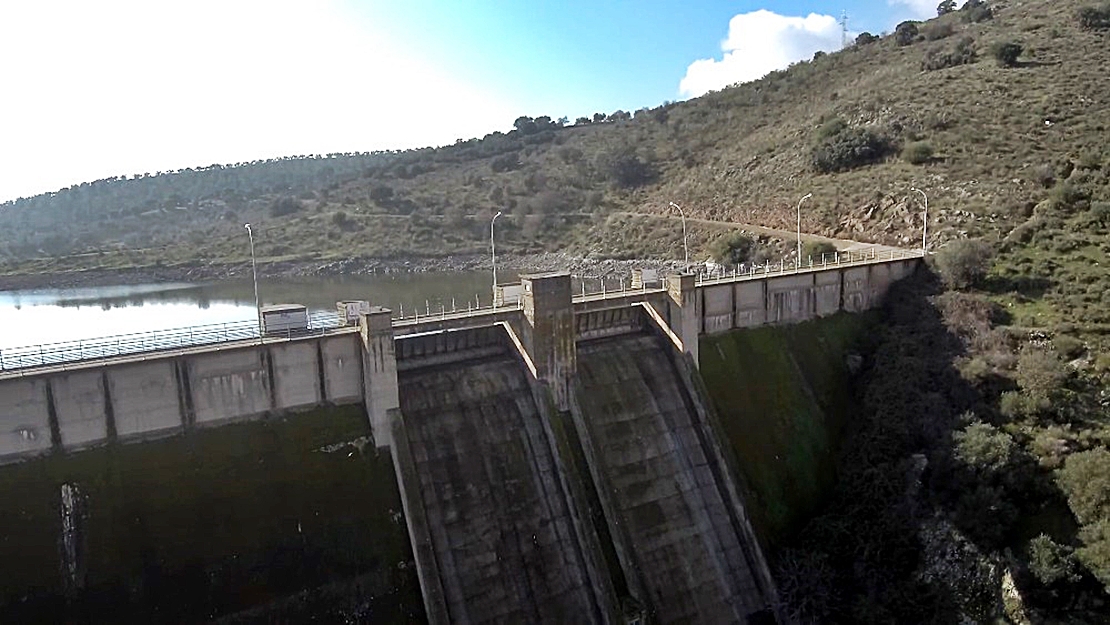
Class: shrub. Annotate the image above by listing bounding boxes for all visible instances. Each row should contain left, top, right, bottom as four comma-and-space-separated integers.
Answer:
1077, 519, 1110, 590
490, 152, 521, 173
955, 421, 1015, 472
269, 196, 303, 217
923, 21, 955, 41
902, 141, 934, 164
937, 0, 957, 15
1077, 4, 1110, 30
1016, 346, 1070, 401
711, 233, 755, 265
1027, 534, 1081, 585
934, 238, 994, 289
962, 0, 994, 23
811, 126, 895, 173
895, 21, 920, 46
855, 31, 879, 46
1058, 447, 1110, 525
599, 147, 657, 189
990, 41, 1023, 67
921, 37, 978, 71
816, 117, 847, 140
802, 241, 838, 261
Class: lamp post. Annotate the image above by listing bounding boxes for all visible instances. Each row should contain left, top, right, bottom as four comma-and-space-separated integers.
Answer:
668, 202, 689, 268
911, 187, 928, 254
796, 193, 812, 263
490, 211, 503, 289
244, 223, 262, 339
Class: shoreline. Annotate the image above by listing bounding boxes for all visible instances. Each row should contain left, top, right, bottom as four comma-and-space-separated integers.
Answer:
0, 252, 688, 291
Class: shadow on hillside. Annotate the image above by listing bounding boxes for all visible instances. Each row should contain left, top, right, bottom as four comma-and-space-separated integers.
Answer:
770, 266, 1075, 622
1013, 60, 1060, 69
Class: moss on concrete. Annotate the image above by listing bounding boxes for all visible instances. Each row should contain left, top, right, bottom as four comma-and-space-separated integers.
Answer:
0, 405, 424, 623
699, 313, 875, 549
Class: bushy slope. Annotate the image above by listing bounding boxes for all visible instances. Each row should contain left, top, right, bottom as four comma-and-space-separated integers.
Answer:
1, 0, 1107, 275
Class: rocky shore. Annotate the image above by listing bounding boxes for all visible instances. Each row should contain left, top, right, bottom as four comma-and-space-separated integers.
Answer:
0, 252, 689, 291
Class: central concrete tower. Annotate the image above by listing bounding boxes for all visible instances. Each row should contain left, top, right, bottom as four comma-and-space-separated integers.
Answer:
521, 272, 576, 411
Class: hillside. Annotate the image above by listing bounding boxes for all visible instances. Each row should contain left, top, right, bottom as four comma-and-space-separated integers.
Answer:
2, 0, 1108, 279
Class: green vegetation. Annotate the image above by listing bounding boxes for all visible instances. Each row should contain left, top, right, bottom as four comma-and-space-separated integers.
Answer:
990, 40, 1025, 66
810, 123, 895, 173
709, 232, 755, 265
935, 238, 994, 288
902, 140, 936, 163
699, 313, 874, 546
921, 36, 977, 71
0, 406, 422, 623
1077, 3, 1110, 29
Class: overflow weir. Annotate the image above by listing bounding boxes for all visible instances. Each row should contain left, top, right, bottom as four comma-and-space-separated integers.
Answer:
0, 253, 919, 622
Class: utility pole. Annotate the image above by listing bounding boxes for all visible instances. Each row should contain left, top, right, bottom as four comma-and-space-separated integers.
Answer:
841, 11, 849, 48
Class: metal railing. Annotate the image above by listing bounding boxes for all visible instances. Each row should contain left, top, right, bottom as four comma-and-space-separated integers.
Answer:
0, 247, 922, 373
694, 247, 923, 286
0, 311, 342, 373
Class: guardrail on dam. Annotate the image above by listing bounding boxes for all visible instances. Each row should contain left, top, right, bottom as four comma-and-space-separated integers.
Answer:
0, 250, 920, 623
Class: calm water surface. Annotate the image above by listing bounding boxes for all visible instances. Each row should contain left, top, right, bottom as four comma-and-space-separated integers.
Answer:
0, 272, 505, 351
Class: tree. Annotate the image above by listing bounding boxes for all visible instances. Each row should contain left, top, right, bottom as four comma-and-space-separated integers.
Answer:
895, 21, 920, 46
1027, 534, 1081, 585
990, 41, 1023, 67
513, 116, 538, 135
575, 116, 590, 125
1058, 447, 1110, 525
937, 0, 957, 15
934, 239, 993, 289
855, 31, 879, 46
711, 233, 755, 265
962, 0, 994, 22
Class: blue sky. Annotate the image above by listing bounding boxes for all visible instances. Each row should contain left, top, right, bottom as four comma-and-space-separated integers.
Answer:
0, 0, 943, 202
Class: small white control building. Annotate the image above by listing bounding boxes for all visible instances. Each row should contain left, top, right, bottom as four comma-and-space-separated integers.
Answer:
261, 304, 309, 335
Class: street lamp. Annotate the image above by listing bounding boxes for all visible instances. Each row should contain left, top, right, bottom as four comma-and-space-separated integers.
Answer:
244, 223, 261, 339
796, 193, 813, 263
911, 187, 928, 254
668, 202, 689, 267
490, 211, 503, 289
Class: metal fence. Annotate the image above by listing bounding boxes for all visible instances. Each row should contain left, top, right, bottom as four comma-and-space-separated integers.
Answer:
694, 247, 923, 285
1, 247, 923, 373
0, 310, 342, 373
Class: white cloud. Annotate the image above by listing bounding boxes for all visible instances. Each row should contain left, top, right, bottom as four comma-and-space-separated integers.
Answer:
0, 0, 519, 201
888, 0, 966, 20
678, 10, 842, 99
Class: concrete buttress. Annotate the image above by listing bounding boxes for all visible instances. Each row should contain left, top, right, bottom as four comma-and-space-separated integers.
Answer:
666, 273, 700, 366
359, 308, 399, 449
521, 272, 576, 411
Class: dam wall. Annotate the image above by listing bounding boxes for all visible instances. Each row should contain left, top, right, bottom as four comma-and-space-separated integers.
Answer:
0, 333, 364, 461
391, 324, 614, 623
571, 326, 774, 623
0, 404, 424, 623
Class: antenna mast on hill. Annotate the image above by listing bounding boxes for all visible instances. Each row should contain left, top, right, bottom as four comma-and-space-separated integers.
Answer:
841, 11, 849, 48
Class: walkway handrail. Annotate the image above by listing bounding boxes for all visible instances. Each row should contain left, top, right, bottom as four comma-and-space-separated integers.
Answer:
0, 310, 341, 373
1, 247, 922, 372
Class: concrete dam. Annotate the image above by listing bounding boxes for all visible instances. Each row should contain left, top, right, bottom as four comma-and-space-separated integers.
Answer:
0, 252, 919, 622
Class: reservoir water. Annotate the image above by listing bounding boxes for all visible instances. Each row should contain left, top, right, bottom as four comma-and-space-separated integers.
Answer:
0, 271, 505, 353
